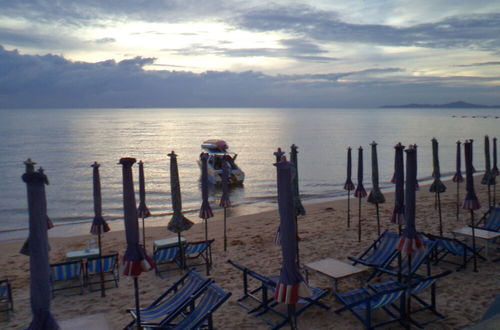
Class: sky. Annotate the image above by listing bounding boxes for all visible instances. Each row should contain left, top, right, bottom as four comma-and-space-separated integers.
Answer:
1, 0, 500, 108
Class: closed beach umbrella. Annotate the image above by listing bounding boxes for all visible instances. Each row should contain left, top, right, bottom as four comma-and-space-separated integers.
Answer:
354, 146, 367, 242
481, 136, 495, 208
90, 162, 110, 298
429, 138, 446, 236
453, 141, 464, 221
463, 141, 480, 272
414, 144, 419, 190
274, 158, 311, 329
397, 146, 423, 326
344, 147, 355, 228
492, 137, 498, 205
167, 151, 194, 269
199, 152, 214, 275
23, 162, 58, 330
290, 144, 305, 266
137, 160, 151, 249
220, 156, 231, 252
392, 143, 405, 234
119, 157, 155, 329
367, 141, 385, 236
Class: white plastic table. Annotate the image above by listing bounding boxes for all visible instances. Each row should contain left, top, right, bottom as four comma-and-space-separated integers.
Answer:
153, 236, 186, 251
65, 248, 100, 261
304, 258, 368, 293
452, 226, 500, 260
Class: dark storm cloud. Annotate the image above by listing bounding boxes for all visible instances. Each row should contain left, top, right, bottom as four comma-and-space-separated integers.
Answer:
233, 5, 500, 51
1, 46, 499, 109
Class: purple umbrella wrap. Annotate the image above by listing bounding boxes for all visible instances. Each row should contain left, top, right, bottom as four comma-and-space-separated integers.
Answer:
397, 146, 424, 256
119, 157, 155, 277
354, 146, 366, 242
220, 156, 231, 252
392, 143, 405, 227
167, 151, 193, 270
137, 161, 151, 248
274, 157, 311, 308
430, 138, 446, 236
344, 147, 355, 228
414, 144, 420, 190
290, 144, 306, 217
367, 141, 385, 236
199, 152, 213, 275
463, 140, 480, 272
90, 161, 110, 298
23, 162, 58, 330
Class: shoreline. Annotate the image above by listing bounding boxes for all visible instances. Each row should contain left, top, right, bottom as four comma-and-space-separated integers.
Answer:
1, 175, 498, 329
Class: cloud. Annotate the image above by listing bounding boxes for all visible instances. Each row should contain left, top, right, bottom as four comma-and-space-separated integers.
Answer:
453, 61, 500, 67
92, 37, 116, 44
1, 46, 499, 109
232, 5, 500, 51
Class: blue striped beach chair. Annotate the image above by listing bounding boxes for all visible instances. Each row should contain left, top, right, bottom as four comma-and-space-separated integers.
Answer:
424, 233, 485, 271
142, 281, 231, 330
227, 260, 329, 330
335, 285, 405, 329
368, 271, 451, 328
50, 260, 84, 296
474, 206, 500, 232
184, 240, 214, 270
349, 231, 400, 268
153, 245, 180, 277
124, 269, 212, 329
86, 253, 119, 291
0, 279, 13, 318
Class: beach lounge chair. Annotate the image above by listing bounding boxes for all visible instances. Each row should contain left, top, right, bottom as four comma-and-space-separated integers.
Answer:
50, 260, 84, 296
86, 253, 119, 291
227, 260, 329, 330
140, 281, 231, 329
124, 269, 212, 329
368, 270, 451, 328
423, 233, 485, 271
349, 231, 400, 268
0, 279, 13, 317
371, 238, 437, 280
474, 206, 500, 232
153, 245, 180, 277
335, 284, 406, 329
184, 240, 214, 269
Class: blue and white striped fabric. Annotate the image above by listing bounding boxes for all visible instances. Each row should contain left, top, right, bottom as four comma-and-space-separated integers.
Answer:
185, 242, 207, 256
0, 284, 7, 298
51, 262, 81, 281
132, 271, 206, 322
153, 246, 179, 264
337, 287, 404, 311
87, 256, 116, 274
371, 279, 435, 295
363, 232, 399, 266
167, 284, 228, 329
484, 207, 500, 231
438, 239, 469, 256
399, 239, 434, 275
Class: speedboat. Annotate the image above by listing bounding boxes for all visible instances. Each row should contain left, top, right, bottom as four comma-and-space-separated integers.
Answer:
198, 139, 245, 184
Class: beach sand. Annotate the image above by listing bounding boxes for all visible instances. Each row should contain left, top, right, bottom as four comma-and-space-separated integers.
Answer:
1, 176, 499, 329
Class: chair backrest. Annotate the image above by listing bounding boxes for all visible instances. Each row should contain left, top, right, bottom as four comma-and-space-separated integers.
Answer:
185, 240, 213, 256
87, 254, 118, 273
0, 280, 10, 299
408, 270, 451, 294
168, 282, 231, 329
363, 231, 400, 266
50, 261, 82, 281
424, 233, 465, 256
400, 239, 436, 275
484, 207, 500, 231
153, 246, 179, 263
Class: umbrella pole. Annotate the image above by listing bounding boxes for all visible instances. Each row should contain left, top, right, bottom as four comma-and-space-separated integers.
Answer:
288, 304, 297, 330
358, 198, 362, 242
205, 218, 210, 276
347, 191, 351, 228
295, 215, 300, 268
98, 232, 105, 298
470, 210, 478, 272
142, 216, 146, 250
456, 182, 460, 222
178, 232, 185, 270
223, 207, 227, 252
134, 277, 141, 330
437, 192, 443, 236
405, 254, 413, 329
375, 203, 380, 237
494, 182, 497, 205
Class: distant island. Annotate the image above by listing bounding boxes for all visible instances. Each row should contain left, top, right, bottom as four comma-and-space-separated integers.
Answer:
381, 101, 500, 109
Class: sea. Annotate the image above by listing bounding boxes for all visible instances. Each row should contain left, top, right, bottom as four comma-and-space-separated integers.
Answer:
0, 107, 498, 241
